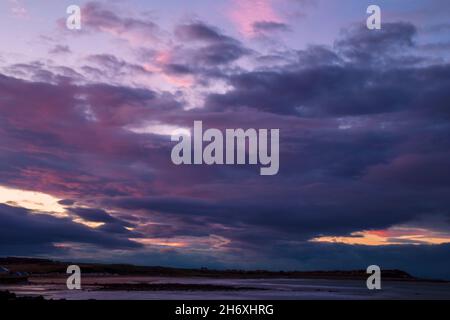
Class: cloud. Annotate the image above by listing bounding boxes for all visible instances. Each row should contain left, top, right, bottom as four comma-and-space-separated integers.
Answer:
228, 0, 282, 37
252, 21, 291, 35
204, 23, 449, 117
175, 22, 228, 43
66, 1, 162, 46
84, 54, 153, 81
173, 22, 251, 65
0, 70, 181, 201
68, 206, 135, 235
227, 0, 316, 37
335, 22, 417, 64
69, 207, 120, 223
364, 153, 450, 187
49, 45, 72, 55
0, 204, 140, 251
8, 0, 27, 18
1, 11, 450, 279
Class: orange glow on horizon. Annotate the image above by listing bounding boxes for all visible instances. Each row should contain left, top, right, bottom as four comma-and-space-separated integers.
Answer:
0, 185, 111, 229
73, 218, 105, 229
0, 185, 67, 216
131, 238, 188, 248
310, 227, 450, 246
130, 235, 231, 250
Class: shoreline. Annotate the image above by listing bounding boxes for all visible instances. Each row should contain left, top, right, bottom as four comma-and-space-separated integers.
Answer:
3, 274, 450, 300
2, 257, 444, 283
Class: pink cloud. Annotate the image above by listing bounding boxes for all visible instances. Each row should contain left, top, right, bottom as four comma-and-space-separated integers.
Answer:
8, 0, 28, 18
67, 2, 161, 46
146, 50, 195, 88
363, 153, 450, 187
228, 0, 283, 37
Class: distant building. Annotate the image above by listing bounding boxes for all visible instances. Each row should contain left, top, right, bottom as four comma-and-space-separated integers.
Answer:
0, 266, 28, 284
0, 266, 10, 274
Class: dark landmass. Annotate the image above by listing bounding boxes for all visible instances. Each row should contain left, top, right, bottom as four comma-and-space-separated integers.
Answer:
0, 257, 432, 282
0, 290, 45, 301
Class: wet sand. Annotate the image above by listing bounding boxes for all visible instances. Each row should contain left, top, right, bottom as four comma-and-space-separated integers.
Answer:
2, 275, 450, 300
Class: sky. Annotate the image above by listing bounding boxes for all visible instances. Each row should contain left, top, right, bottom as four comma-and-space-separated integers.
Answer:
0, 0, 450, 279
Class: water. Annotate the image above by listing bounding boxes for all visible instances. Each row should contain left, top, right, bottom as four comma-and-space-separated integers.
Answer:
2, 276, 450, 300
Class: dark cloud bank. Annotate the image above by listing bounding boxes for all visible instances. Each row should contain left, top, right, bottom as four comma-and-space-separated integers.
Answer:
1, 17, 450, 279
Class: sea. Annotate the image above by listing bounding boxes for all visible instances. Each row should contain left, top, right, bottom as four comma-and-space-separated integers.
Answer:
2, 276, 450, 300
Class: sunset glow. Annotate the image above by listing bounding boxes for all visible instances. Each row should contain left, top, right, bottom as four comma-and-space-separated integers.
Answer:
0, 185, 67, 216
310, 227, 450, 246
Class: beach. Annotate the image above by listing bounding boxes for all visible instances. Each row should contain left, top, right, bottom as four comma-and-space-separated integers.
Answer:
2, 275, 450, 300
